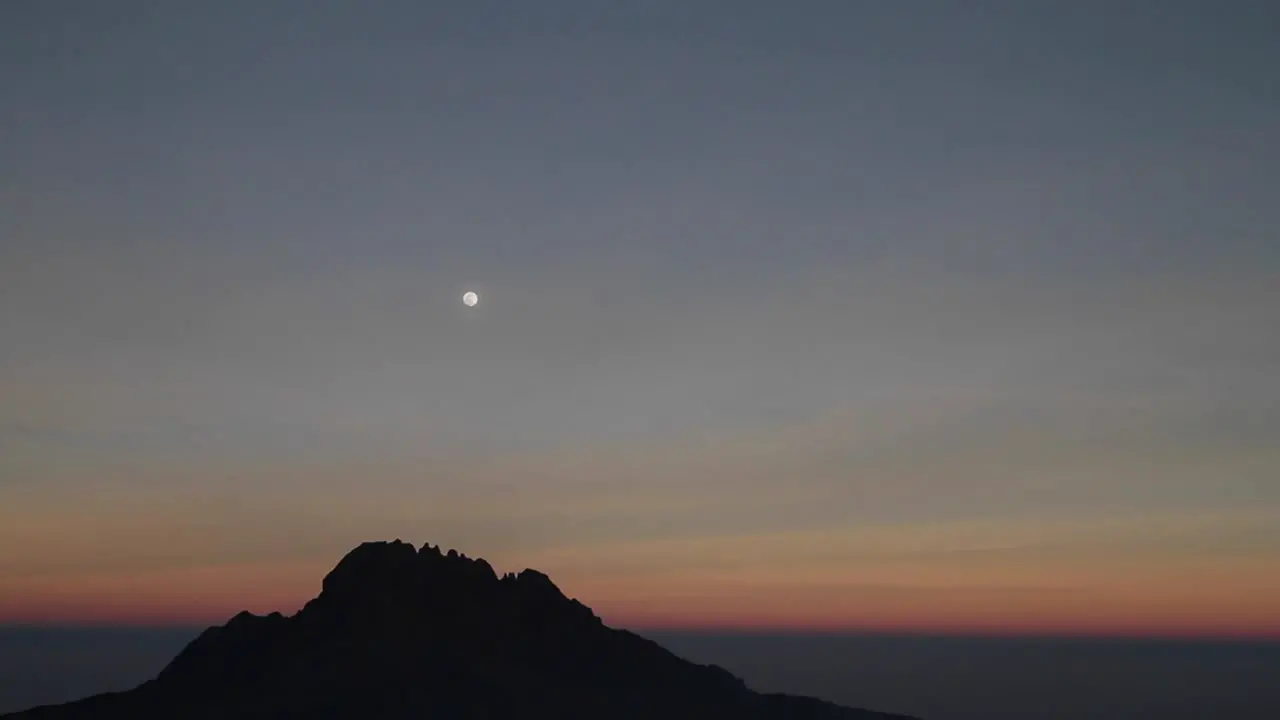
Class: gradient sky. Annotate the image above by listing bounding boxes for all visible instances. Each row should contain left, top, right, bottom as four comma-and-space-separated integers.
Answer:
3, 1, 1279, 637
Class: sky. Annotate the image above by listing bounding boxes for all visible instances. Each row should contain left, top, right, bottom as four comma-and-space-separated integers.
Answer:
2, 1, 1278, 637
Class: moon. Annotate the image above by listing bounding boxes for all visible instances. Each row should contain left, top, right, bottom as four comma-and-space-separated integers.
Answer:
462, 291, 479, 307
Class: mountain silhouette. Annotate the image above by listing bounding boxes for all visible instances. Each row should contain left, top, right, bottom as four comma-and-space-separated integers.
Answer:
3, 540, 921, 719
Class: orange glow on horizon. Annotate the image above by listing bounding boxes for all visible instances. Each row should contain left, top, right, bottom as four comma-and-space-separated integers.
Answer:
608, 612, 1280, 642
3, 510, 1278, 642
4, 588, 1279, 642
4, 608, 1278, 643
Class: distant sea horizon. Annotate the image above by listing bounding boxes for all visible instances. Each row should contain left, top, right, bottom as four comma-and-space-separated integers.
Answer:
5, 619, 1278, 642
2, 625, 1277, 719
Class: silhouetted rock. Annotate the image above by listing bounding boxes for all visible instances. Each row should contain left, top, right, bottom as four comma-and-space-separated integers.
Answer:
2, 540, 921, 719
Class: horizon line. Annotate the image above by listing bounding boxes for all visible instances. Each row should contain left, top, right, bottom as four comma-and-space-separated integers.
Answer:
3, 619, 1277, 643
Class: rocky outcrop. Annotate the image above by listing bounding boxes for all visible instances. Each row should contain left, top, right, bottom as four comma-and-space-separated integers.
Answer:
2, 540, 920, 720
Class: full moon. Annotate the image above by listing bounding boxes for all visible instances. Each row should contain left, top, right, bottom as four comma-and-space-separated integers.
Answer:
462, 291, 479, 307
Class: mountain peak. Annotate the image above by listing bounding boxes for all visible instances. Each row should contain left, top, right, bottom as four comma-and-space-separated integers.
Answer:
2, 540, 921, 720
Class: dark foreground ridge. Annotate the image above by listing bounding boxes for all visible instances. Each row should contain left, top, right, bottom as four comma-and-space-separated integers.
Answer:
3, 540, 920, 719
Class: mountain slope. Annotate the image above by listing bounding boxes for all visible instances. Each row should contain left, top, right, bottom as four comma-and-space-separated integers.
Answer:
4, 540, 920, 719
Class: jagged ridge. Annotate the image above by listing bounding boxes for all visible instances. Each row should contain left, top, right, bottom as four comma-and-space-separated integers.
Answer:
3, 540, 921, 720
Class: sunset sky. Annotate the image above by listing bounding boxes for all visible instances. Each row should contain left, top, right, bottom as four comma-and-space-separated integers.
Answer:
2, 1, 1278, 638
